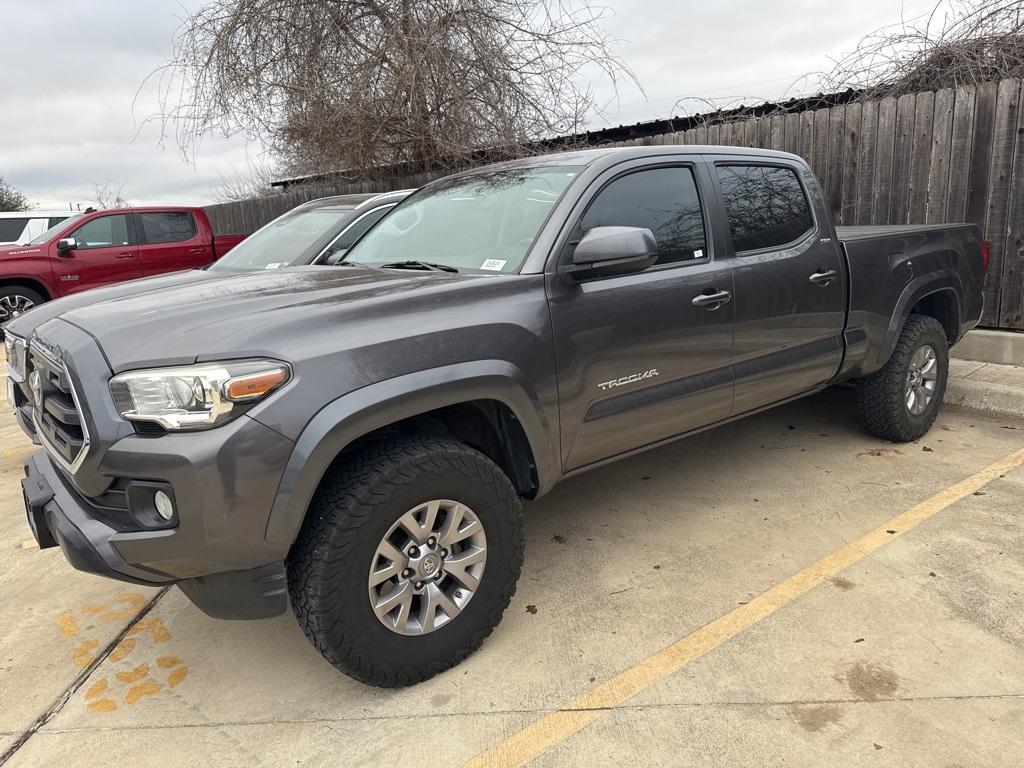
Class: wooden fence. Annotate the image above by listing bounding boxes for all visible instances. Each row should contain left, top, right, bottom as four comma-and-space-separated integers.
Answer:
205, 78, 1024, 330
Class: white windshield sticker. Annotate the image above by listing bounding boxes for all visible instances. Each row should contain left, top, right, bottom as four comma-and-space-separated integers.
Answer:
265, 262, 283, 270
480, 259, 507, 271
694, 249, 704, 259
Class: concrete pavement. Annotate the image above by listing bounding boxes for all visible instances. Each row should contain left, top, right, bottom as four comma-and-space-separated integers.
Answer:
1, 387, 1023, 767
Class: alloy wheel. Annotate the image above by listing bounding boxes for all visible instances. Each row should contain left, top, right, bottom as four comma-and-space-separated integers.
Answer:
368, 499, 487, 636
905, 343, 938, 416
0, 294, 34, 323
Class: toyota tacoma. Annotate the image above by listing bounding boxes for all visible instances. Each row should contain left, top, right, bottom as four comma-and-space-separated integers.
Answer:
5, 146, 987, 687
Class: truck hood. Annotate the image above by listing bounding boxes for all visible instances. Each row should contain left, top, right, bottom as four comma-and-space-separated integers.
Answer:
16, 266, 480, 372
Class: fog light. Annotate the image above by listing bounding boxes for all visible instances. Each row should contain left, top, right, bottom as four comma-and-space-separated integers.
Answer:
154, 490, 175, 521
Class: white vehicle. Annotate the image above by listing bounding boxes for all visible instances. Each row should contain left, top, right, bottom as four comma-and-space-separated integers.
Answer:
0, 211, 76, 246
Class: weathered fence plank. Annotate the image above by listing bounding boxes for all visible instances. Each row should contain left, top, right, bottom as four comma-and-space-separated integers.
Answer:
908, 91, 935, 224
890, 93, 918, 223
944, 85, 976, 222
854, 99, 878, 224
839, 102, 861, 226
966, 82, 999, 233
871, 96, 898, 224
925, 88, 954, 223
826, 105, 846, 219
998, 80, 1024, 328
983, 78, 1020, 324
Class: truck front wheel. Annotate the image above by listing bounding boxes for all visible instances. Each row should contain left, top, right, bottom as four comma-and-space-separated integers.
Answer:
0, 286, 45, 328
287, 435, 525, 687
856, 314, 949, 442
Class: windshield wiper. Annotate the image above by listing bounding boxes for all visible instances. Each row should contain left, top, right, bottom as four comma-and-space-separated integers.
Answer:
379, 260, 459, 273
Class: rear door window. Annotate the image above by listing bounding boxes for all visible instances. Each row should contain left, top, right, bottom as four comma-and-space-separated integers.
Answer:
138, 212, 197, 244
579, 166, 707, 266
715, 165, 814, 253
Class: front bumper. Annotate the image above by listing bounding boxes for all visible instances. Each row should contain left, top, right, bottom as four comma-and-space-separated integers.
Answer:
12, 319, 297, 619
22, 450, 289, 619
22, 449, 172, 585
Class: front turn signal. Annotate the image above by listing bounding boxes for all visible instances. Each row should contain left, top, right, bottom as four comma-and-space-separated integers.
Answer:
223, 368, 290, 402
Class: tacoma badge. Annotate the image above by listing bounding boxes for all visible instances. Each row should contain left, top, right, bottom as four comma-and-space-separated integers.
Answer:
598, 369, 659, 392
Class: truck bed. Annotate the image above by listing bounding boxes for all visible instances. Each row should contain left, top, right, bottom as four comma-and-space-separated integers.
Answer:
835, 221, 985, 376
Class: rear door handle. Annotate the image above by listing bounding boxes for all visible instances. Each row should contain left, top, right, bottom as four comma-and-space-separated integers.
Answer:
188, 247, 207, 254
809, 269, 838, 286
692, 289, 732, 310
115, 252, 136, 259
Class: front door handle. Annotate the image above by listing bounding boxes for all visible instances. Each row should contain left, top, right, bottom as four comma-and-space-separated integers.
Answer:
115, 252, 136, 259
692, 289, 732, 310
809, 269, 838, 286
188, 247, 207, 254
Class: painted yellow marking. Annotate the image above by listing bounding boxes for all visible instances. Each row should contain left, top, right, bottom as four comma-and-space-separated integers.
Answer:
84, 678, 109, 701
80, 593, 149, 622
124, 681, 160, 705
87, 699, 117, 713
127, 617, 171, 643
464, 446, 1024, 768
166, 666, 188, 688
115, 664, 150, 684
71, 639, 99, 669
57, 612, 80, 638
156, 655, 183, 668
20, 539, 39, 550
109, 637, 136, 662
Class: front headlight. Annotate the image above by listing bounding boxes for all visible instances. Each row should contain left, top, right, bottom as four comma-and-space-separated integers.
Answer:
109, 359, 291, 431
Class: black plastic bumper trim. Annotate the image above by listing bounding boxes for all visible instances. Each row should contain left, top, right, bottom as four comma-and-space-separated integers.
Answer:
177, 561, 288, 620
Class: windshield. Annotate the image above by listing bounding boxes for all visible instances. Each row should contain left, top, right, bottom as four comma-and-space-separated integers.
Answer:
343, 167, 580, 273
29, 214, 84, 245
209, 207, 356, 271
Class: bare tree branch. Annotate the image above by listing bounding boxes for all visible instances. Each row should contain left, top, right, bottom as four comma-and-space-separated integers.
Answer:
151, 0, 636, 178
816, 0, 1024, 98
92, 181, 131, 209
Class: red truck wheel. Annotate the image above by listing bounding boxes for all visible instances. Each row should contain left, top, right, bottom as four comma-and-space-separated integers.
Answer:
0, 287, 45, 329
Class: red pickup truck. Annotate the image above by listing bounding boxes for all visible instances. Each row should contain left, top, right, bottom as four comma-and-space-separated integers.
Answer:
0, 207, 244, 324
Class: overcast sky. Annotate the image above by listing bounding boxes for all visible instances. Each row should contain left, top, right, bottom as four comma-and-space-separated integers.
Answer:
1, 0, 934, 209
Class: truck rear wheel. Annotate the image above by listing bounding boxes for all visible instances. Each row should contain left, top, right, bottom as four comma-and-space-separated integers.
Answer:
856, 314, 949, 442
287, 435, 524, 687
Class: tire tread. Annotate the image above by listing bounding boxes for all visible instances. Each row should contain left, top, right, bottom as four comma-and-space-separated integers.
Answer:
287, 435, 524, 687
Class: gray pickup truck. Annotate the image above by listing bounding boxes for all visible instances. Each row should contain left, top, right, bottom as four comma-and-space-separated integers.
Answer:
5, 146, 986, 687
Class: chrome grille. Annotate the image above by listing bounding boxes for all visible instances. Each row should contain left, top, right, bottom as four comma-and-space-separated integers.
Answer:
28, 342, 90, 472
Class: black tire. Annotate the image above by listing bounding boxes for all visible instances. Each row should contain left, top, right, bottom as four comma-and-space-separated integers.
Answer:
856, 314, 949, 442
0, 286, 46, 335
287, 435, 524, 687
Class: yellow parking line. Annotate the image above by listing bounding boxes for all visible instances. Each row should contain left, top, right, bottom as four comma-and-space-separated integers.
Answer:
464, 446, 1024, 768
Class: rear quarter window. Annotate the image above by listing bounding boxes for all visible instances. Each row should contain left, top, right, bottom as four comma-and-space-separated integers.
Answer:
716, 165, 814, 253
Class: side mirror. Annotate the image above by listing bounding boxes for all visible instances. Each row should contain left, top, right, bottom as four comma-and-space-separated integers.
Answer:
56, 237, 78, 253
564, 226, 658, 280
